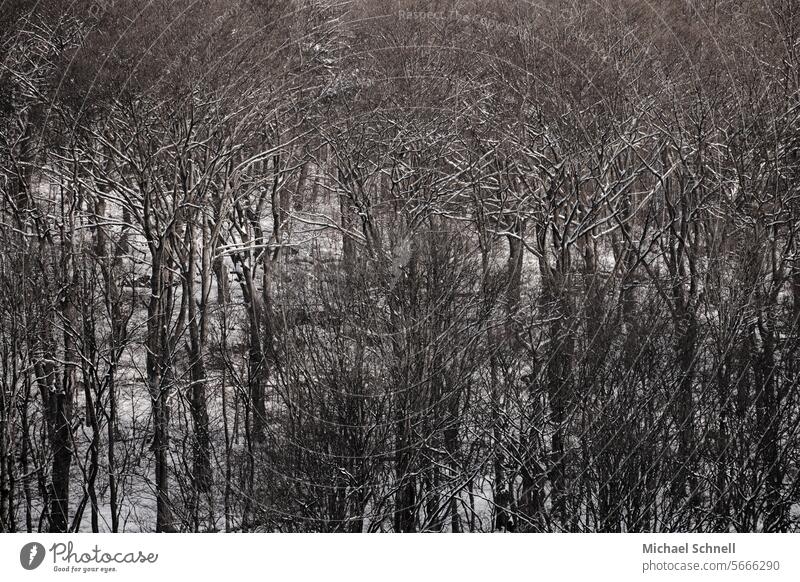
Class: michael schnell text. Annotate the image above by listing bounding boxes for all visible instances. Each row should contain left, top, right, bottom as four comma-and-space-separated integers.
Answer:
643, 543, 736, 555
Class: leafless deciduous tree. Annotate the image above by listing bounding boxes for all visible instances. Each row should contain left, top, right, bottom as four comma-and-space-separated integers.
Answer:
1, 0, 799, 532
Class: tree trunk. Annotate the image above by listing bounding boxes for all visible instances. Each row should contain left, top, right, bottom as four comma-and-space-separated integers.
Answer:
147, 250, 175, 532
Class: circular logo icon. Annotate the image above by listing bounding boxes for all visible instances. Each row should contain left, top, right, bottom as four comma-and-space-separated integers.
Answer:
20, 542, 46, 570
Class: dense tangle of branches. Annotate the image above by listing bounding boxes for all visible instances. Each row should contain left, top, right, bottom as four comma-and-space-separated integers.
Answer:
1, 0, 799, 532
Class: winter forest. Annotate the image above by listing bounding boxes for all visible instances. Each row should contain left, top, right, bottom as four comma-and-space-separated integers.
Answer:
1, 0, 799, 533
